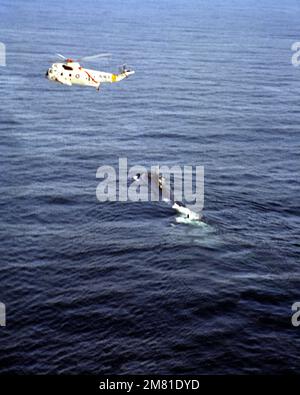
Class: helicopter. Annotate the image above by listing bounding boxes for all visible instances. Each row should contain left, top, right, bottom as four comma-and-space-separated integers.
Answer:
45, 53, 135, 91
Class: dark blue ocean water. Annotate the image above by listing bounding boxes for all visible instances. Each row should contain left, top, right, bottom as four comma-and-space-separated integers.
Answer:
0, 0, 300, 374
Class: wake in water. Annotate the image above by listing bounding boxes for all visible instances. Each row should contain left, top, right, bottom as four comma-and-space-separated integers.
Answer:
175, 216, 207, 227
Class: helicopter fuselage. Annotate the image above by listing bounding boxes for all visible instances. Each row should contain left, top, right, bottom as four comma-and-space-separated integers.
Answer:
45, 61, 134, 90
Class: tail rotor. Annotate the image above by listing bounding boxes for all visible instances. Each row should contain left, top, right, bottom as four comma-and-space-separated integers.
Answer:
119, 64, 135, 77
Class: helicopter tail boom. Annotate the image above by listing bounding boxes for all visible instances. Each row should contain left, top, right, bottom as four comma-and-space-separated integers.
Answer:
111, 64, 135, 82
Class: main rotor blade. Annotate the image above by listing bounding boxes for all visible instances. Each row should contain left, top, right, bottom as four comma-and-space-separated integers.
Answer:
77, 53, 111, 62
56, 53, 67, 60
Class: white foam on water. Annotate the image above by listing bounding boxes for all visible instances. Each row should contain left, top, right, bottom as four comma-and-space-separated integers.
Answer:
175, 216, 207, 227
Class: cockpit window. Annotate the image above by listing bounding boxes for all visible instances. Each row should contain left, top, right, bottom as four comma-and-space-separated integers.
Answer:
63, 65, 73, 71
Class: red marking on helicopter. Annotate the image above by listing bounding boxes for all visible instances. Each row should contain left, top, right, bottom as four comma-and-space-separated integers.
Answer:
83, 69, 99, 84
